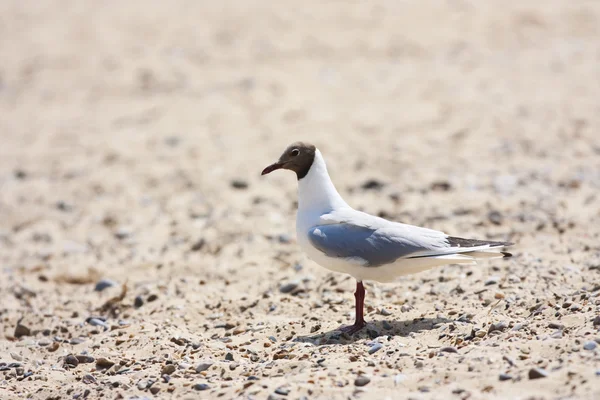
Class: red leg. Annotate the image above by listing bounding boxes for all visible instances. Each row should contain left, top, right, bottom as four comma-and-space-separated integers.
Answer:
340, 281, 367, 334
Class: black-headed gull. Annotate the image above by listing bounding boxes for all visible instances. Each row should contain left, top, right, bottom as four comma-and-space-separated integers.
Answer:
262, 142, 513, 334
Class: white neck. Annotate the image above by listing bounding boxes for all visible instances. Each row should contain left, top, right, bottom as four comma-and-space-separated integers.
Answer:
297, 149, 348, 213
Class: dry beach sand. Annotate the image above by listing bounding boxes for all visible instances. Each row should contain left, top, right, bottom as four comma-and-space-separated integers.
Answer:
1, 1, 600, 399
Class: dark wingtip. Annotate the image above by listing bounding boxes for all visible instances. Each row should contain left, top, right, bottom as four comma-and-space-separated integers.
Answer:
501, 251, 513, 258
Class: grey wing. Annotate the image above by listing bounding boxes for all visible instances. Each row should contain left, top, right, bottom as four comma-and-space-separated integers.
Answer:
308, 223, 447, 267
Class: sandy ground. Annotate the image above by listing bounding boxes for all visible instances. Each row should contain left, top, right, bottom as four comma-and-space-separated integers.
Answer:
1, 1, 600, 399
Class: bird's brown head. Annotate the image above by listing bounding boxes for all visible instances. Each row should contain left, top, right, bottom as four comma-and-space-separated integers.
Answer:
261, 142, 317, 180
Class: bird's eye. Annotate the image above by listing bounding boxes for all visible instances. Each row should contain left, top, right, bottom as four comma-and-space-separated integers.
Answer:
290, 149, 300, 157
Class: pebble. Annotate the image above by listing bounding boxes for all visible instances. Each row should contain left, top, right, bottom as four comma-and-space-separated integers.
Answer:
551, 330, 563, 339
488, 321, 508, 333
150, 386, 160, 395
274, 387, 290, 395
440, 346, 458, 353
193, 383, 210, 391
593, 316, 600, 327
488, 210, 503, 225
161, 364, 176, 375
354, 375, 371, 387
379, 308, 392, 316
499, 373, 512, 381
134, 296, 144, 308
64, 355, 79, 367
75, 355, 95, 364
368, 343, 383, 354
278, 234, 292, 244
279, 281, 300, 294
361, 179, 385, 190
394, 374, 406, 385
82, 374, 97, 384
190, 238, 206, 252
96, 357, 115, 369
137, 379, 150, 390
88, 318, 109, 330
147, 294, 158, 302
195, 361, 214, 373
114, 227, 131, 240
11, 353, 23, 361
583, 341, 597, 351
231, 179, 249, 189
528, 368, 549, 380
548, 322, 564, 330
14, 323, 31, 338
70, 337, 85, 345
485, 276, 500, 286
382, 321, 393, 330
94, 279, 117, 292
225, 353, 234, 361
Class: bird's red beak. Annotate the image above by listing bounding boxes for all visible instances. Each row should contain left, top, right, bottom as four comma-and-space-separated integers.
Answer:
261, 162, 284, 175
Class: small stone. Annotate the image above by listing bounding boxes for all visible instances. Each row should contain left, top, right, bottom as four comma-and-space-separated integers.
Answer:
488, 321, 508, 333
75, 355, 95, 364
528, 368, 549, 380
231, 179, 248, 190
593, 316, 600, 327
548, 322, 564, 330
96, 357, 115, 369
475, 330, 487, 338
499, 373, 512, 381
150, 386, 160, 395
70, 337, 85, 345
88, 318, 109, 330
64, 354, 79, 367
193, 383, 210, 391
430, 181, 452, 191
583, 341, 597, 351
488, 210, 503, 225
190, 238, 206, 252
279, 281, 300, 294
354, 375, 371, 387
278, 234, 292, 244
134, 296, 144, 308
114, 227, 131, 240
225, 353, 234, 361
440, 346, 458, 353
10, 353, 23, 361
195, 361, 214, 373
361, 179, 385, 191
82, 374, 97, 384
161, 364, 176, 375
274, 387, 290, 395
94, 279, 117, 292
382, 321, 393, 330
147, 294, 158, 302
14, 323, 31, 338
47, 342, 59, 352
368, 343, 383, 354
570, 304, 582, 311
379, 308, 392, 316
550, 330, 563, 339
485, 276, 500, 286
14, 169, 27, 179
137, 379, 150, 390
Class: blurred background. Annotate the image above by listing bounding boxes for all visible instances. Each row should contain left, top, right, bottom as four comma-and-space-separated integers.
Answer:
1, 1, 599, 397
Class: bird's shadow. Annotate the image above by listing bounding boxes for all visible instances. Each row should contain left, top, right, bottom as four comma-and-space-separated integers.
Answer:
294, 317, 452, 345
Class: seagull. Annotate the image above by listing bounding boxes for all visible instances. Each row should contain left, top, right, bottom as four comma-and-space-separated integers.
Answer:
261, 142, 514, 334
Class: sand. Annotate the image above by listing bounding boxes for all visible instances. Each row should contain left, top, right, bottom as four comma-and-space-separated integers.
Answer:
1, 1, 600, 399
